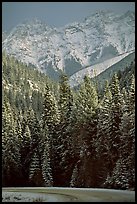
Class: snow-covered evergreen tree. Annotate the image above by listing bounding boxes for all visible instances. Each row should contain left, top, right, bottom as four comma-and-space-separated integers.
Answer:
39, 83, 60, 186
76, 75, 98, 153
76, 75, 98, 122
2, 100, 21, 185
96, 80, 112, 182
101, 73, 135, 190
26, 108, 41, 153
29, 151, 40, 179
19, 123, 32, 182
15, 119, 23, 146
41, 139, 53, 187
25, 108, 42, 185
104, 156, 129, 189
36, 122, 53, 186
96, 80, 112, 149
59, 74, 73, 122
58, 74, 75, 186
119, 74, 135, 189
70, 75, 99, 187
23, 124, 31, 149
128, 75, 135, 188
29, 150, 43, 186
109, 73, 123, 164
42, 84, 60, 131
70, 163, 79, 187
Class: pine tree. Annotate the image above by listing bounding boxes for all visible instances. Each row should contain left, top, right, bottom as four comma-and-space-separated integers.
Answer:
76, 75, 98, 122
23, 124, 31, 149
26, 108, 43, 186
2, 100, 21, 186
41, 83, 60, 132
58, 74, 75, 186
59, 74, 73, 123
121, 74, 135, 189
20, 124, 31, 183
40, 83, 60, 186
109, 73, 123, 163
37, 123, 53, 186
76, 75, 98, 153
41, 139, 53, 187
120, 87, 131, 157
29, 150, 42, 186
26, 108, 41, 151
70, 75, 99, 187
75, 75, 98, 156
70, 164, 79, 187
103, 73, 124, 188
15, 119, 23, 148
96, 80, 112, 183
104, 156, 129, 189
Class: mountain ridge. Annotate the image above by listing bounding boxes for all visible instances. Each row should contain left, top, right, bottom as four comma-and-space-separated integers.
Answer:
2, 10, 135, 80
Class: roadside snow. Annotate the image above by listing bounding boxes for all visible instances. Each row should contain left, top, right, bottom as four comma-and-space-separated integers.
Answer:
2, 191, 76, 202
2, 187, 135, 202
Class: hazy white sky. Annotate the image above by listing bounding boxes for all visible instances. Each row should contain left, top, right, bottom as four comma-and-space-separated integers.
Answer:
2, 2, 135, 32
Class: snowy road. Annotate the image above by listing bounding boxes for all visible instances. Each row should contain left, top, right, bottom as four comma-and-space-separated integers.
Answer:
2, 187, 135, 202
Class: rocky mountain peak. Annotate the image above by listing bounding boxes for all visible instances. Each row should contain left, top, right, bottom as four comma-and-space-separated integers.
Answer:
2, 11, 135, 80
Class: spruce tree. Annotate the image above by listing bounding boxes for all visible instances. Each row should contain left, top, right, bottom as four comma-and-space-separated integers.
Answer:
76, 75, 98, 154
109, 73, 123, 163
27, 108, 43, 186
41, 83, 60, 132
37, 123, 53, 186
29, 150, 42, 186
41, 138, 53, 187
58, 74, 74, 186
26, 108, 41, 152
2, 100, 21, 186
21, 124, 31, 183
70, 164, 79, 187
40, 83, 60, 186
104, 73, 124, 187
96, 80, 112, 184
124, 74, 135, 188
71, 75, 99, 187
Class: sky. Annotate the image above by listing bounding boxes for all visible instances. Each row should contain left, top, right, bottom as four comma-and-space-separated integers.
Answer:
2, 2, 135, 32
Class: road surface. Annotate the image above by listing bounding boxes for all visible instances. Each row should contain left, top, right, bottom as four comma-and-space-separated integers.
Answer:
2, 187, 135, 202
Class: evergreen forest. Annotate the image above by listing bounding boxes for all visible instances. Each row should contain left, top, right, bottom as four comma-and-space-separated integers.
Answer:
2, 52, 135, 190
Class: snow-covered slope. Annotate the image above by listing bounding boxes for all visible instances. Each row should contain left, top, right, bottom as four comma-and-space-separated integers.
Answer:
69, 50, 134, 87
2, 11, 135, 80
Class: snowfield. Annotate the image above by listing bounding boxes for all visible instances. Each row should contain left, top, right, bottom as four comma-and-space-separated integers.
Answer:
2, 187, 135, 202
69, 50, 134, 87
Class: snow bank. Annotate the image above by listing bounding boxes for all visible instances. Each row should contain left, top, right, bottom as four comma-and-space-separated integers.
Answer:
2, 187, 135, 202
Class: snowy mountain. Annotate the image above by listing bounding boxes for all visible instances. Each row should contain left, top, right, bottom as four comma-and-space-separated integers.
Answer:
2, 31, 8, 41
2, 11, 135, 80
